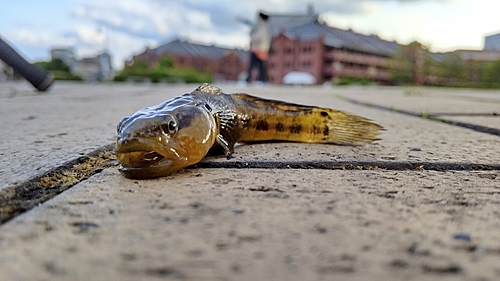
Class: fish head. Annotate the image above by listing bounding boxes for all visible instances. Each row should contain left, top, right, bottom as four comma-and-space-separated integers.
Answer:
116, 102, 217, 179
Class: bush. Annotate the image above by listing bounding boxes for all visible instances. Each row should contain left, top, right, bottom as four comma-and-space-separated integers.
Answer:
114, 57, 213, 84
177, 68, 212, 83
35, 58, 71, 72
50, 70, 82, 81
113, 75, 127, 82
35, 58, 81, 81
335, 76, 371, 86
482, 59, 500, 84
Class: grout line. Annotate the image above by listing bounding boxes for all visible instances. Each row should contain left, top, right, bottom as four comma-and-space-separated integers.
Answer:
340, 97, 500, 137
193, 160, 500, 171
428, 112, 498, 117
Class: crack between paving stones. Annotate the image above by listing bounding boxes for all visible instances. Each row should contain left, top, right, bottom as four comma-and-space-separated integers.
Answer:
192, 160, 500, 171
0, 143, 117, 224
2, 141, 500, 225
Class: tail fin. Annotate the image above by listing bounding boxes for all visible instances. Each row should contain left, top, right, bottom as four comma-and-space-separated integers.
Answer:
231, 94, 383, 144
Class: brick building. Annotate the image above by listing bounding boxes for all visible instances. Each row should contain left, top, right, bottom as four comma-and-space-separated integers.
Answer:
264, 12, 400, 84
133, 39, 247, 81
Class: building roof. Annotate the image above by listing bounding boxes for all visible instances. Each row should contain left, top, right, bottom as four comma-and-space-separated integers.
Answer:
455, 49, 500, 61
266, 13, 318, 37
153, 39, 247, 61
282, 20, 400, 57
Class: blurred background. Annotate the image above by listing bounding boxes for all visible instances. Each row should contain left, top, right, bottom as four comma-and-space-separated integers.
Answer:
1, 0, 500, 87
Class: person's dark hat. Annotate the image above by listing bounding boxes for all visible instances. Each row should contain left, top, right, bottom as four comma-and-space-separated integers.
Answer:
259, 12, 269, 21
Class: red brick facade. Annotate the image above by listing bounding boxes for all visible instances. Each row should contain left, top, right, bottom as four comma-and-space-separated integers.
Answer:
267, 33, 394, 84
267, 34, 325, 84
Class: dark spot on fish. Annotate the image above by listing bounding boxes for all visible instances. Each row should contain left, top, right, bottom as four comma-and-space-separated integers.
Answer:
312, 125, 321, 134
255, 120, 269, 131
320, 111, 329, 117
276, 122, 285, 132
204, 103, 212, 112
289, 124, 302, 134
323, 126, 329, 136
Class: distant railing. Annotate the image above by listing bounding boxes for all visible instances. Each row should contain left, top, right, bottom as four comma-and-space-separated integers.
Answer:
323, 65, 389, 80
324, 50, 391, 68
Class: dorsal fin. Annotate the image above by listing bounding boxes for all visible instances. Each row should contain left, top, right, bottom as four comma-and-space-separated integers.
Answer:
196, 83, 222, 95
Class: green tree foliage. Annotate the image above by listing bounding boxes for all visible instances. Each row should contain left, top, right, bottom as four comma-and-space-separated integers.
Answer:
389, 42, 500, 88
35, 58, 81, 81
158, 56, 174, 69
437, 53, 467, 85
388, 42, 431, 85
388, 46, 414, 85
482, 59, 500, 86
36, 58, 71, 72
114, 56, 213, 84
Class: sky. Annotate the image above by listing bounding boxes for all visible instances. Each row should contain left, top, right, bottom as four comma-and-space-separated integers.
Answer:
1, 0, 499, 70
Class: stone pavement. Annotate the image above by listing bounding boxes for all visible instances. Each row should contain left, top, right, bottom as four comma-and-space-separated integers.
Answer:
0, 82, 499, 281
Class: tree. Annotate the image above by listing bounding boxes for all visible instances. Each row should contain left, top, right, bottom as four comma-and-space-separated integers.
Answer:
389, 42, 430, 85
389, 46, 415, 85
35, 58, 71, 72
158, 56, 175, 69
482, 59, 500, 86
35, 58, 81, 81
437, 53, 466, 85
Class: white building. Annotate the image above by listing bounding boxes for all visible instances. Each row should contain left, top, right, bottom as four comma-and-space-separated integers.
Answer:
51, 48, 77, 71
484, 33, 500, 51
50, 47, 113, 81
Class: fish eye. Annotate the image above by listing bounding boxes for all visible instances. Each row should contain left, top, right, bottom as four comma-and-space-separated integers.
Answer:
161, 119, 177, 135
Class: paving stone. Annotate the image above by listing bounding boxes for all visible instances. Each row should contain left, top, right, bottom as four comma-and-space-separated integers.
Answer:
1, 169, 500, 281
1, 82, 500, 281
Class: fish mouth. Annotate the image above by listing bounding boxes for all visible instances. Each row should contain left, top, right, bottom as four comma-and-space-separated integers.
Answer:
118, 150, 170, 168
116, 138, 186, 179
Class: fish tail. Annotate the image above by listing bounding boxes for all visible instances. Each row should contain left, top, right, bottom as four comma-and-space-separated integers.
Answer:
231, 94, 383, 144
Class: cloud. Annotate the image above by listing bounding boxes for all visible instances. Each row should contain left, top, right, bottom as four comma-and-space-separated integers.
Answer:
3, 0, 458, 68
68, 0, 459, 67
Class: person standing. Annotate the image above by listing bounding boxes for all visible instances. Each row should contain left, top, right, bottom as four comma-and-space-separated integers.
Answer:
246, 12, 271, 83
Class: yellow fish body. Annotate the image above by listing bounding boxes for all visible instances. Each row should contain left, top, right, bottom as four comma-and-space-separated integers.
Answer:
116, 84, 383, 179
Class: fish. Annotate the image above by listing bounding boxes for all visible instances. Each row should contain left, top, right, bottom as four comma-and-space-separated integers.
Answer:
116, 84, 383, 179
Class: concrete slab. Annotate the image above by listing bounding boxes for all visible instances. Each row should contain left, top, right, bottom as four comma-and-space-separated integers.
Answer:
1, 168, 500, 281
336, 86, 500, 115
1, 82, 500, 281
